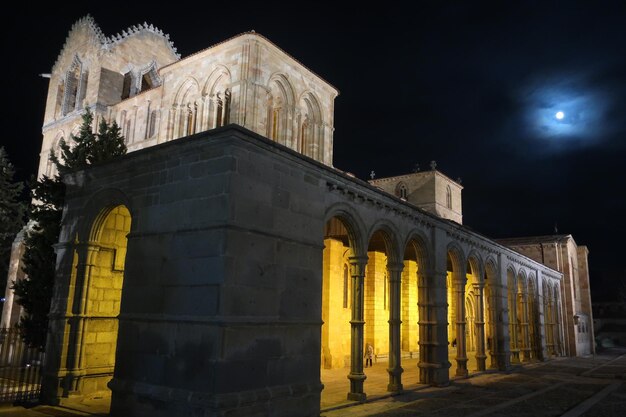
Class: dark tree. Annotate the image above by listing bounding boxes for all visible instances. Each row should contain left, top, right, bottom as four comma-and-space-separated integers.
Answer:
0, 147, 26, 293
14, 109, 126, 348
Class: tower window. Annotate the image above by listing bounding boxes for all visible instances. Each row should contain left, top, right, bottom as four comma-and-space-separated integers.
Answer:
141, 73, 153, 92
121, 72, 132, 100
446, 185, 452, 209
396, 183, 408, 199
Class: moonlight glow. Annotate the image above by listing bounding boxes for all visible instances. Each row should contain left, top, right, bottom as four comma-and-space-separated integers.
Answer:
556, 111, 565, 120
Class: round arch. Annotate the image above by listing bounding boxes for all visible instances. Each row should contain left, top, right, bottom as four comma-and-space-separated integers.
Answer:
401, 228, 432, 272
365, 220, 402, 265
77, 188, 133, 243
202, 65, 232, 97
324, 203, 367, 257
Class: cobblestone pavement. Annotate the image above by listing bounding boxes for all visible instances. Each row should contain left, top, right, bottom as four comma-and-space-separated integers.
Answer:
1, 348, 624, 416
321, 348, 626, 417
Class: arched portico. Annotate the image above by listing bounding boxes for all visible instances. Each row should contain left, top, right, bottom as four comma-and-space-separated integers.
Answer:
447, 244, 468, 377
466, 253, 487, 371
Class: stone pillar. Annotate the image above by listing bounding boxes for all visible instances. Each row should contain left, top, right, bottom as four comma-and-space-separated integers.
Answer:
387, 262, 403, 392
536, 280, 549, 361
496, 265, 512, 370
520, 290, 531, 362
418, 270, 450, 386
454, 272, 468, 377
509, 287, 520, 364
347, 256, 368, 402
64, 243, 99, 394
473, 283, 487, 371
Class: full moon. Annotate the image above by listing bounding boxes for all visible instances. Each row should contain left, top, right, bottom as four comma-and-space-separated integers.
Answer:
555, 111, 565, 120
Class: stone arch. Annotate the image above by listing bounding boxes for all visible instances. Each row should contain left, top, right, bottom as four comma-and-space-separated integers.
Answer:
55, 190, 133, 400
46, 131, 66, 176
466, 251, 484, 284
266, 73, 296, 146
62, 54, 86, 116
71, 124, 82, 137
465, 251, 487, 369
401, 229, 431, 364
137, 60, 160, 93
395, 182, 408, 199
202, 65, 233, 129
366, 220, 401, 265
76, 188, 134, 243
321, 204, 368, 400
324, 203, 367, 257
297, 91, 324, 159
172, 78, 201, 138
401, 229, 432, 272
447, 242, 468, 376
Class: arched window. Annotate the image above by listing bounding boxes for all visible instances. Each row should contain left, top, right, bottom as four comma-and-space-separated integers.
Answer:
77, 71, 89, 109
63, 66, 80, 115
446, 185, 452, 209
343, 264, 349, 309
270, 107, 280, 140
214, 91, 231, 128
148, 110, 157, 138
396, 183, 408, 199
186, 105, 195, 136
300, 116, 310, 152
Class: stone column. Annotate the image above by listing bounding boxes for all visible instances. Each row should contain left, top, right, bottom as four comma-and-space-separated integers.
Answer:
509, 288, 520, 364
486, 286, 499, 369
65, 243, 99, 394
418, 270, 450, 386
520, 290, 531, 362
454, 273, 468, 377
473, 283, 487, 371
496, 265, 512, 370
536, 286, 545, 359
347, 256, 368, 402
387, 262, 403, 392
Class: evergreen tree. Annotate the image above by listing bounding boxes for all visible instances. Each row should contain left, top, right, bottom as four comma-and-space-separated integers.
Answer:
14, 108, 126, 348
0, 147, 26, 291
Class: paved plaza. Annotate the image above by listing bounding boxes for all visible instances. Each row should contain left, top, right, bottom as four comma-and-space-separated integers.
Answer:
1, 348, 624, 416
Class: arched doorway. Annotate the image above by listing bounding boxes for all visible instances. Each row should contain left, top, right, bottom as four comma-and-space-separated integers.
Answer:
65, 205, 131, 400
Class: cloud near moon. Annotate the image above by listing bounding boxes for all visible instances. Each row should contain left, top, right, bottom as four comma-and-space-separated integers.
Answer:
518, 71, 617, 147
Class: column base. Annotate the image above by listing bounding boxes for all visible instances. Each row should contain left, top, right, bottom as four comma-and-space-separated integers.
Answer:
475, 354, 487, 371
387, 383, 403, 392
347, 392, 367, 402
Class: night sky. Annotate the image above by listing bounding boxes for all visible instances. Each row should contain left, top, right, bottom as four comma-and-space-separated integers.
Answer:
3, 2, 625, 300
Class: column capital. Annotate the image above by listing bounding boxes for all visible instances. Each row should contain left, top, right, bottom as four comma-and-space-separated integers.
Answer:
348, 255, 368, 266
386, 262, 404, 273
472, 282, 485, 291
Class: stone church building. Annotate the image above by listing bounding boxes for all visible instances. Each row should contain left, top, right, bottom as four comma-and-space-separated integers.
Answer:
2, 16, 594, 417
